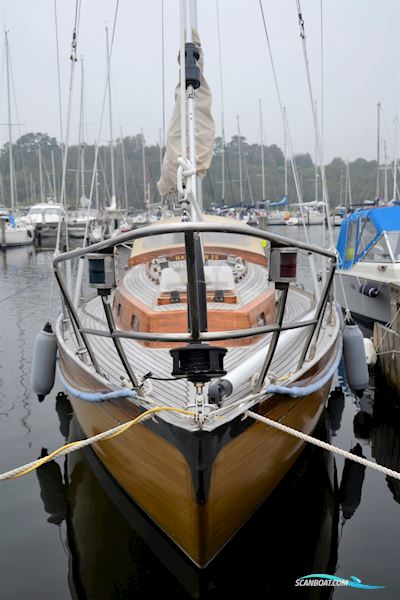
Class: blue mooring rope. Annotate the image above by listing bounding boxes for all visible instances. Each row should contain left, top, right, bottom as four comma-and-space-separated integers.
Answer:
57, 363, 137, 402
57, 342, 342, 403
263, 343, 342, 398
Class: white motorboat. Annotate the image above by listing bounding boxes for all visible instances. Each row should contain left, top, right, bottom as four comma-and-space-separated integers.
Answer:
25, 203, 64, 238
0, 211, 35, 247
335, 205, 400, 324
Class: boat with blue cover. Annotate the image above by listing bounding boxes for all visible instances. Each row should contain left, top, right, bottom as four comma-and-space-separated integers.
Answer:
335, 205, 400, 324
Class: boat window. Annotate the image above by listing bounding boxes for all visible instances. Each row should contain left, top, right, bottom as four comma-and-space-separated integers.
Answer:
362, 234, 392, 262
143, 232, 184, 250
29, 207, 61, 216
257, 312, 266, 327
345, 220, 357, 262
117, 303, 122, 317
385, 232, 400, 261
131, 314, 140, 330
357, 218, 377, 256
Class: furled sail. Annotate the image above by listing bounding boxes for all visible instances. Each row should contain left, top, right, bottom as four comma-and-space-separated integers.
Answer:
158, 30, 215, 196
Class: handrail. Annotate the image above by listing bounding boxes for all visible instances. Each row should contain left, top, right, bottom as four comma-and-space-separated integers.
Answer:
78, 317, 318, 344
53, 221, 337, 267
53, 221, 337, 381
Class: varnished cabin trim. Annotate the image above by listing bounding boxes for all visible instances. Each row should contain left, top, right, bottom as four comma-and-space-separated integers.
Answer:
113, 280, 276, 348
128, 246, 268, 268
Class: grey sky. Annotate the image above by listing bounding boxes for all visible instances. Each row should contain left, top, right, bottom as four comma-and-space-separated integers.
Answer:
0, 0, 399, 163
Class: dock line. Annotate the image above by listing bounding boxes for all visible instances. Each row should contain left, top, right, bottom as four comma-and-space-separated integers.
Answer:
0, 406, 194, 481
246, 410, 400, 481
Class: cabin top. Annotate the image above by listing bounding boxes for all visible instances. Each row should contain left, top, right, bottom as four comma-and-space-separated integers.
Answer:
128, 214, 268, 267
337, 205, 400, 269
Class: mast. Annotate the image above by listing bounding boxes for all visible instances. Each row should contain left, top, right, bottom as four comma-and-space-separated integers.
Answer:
342, 166, 346, 208
384, 140, 388, 203
5, 31, 15, 213
51, 150, 57, 202
158, 127, 164, 204
120, 128, 128, 211
106, 26, 116, 208
95, 169, 99, 211
393, 115, 398, 202
237, 115, 243, 206
376, 102, 381, 200
185, 3, 201, 213
141, 127, 147, 212
38, 145, 44, 203
259, 100, 266, 203
29, 173, 35, 203
346, 160, 352, 209
283, 106, 288, 198
314, 102, 318, 205
79, 57, 85, 203
216, 0, 225, 204
80, 145, 85, 202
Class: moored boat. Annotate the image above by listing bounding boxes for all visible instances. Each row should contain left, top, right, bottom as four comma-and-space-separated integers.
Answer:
0, 211, 35, 247
25, 202, 65, 238
335, 205, 400, 325
49, 2, 341, 568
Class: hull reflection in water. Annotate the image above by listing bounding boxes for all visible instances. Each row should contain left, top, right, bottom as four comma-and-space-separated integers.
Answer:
36, 395, 342, 598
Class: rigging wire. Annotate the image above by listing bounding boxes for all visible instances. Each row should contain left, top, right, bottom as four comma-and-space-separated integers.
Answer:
50, 0, 83, 315
375, 104, 399, 200
53, 0, 64, 155
258, 0, 311, 245
295, 0, 334, 249
320, 0, 324, 145
82, 0, 120, 247
161, 0, 166, 153
8, 51, 30, 203
4, 35, 20, 207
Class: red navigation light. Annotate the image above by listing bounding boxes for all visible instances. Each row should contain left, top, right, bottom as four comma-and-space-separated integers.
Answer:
280, 251, 297, 279
269, 248, 298, 283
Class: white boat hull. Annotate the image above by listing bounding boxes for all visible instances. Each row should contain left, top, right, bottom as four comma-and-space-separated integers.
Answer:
0, 225, 34, 247
335, 271, 390, 324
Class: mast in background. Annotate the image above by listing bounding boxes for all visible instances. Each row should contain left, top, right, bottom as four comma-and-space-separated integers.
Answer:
259, 100, 266, 203
106, 26, 116, 209
376, 102, 381, 201
384, 140, 388, 203
393, 115, 398, 202
5, 31, 15, 213
38, 145, 44, 203
120, 128, 128, 211
216, 0, 225, 204
141, 127, 147, 216
283, 106, 288, 199
236, 115, 243, 206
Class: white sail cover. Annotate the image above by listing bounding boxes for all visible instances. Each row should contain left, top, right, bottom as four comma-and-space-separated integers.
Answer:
158, 30, 215, 196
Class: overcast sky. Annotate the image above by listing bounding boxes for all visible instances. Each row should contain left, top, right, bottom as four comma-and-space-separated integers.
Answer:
0, 0, 398, 162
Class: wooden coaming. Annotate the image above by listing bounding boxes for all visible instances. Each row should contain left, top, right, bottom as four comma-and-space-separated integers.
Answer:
114, 281, 276, 348
128, 247, 268, 268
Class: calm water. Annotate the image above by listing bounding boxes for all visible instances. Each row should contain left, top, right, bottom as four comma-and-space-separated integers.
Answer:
1, 228, 400, 599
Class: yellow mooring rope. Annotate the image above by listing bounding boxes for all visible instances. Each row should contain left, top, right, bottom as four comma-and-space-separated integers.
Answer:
0, 406, 194, 481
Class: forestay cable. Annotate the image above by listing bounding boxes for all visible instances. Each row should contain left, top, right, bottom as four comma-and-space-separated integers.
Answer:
295, 0, 334, 249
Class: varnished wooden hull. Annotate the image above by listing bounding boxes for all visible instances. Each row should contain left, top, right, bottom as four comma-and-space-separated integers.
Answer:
59, 342, 337, 567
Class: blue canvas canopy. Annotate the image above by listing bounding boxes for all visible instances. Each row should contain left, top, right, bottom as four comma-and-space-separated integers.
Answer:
267, 196, 288, 208
337, 205, 400, 269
